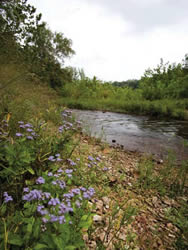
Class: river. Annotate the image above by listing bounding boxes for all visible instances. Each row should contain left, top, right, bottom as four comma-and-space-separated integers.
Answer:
73, 110, 188, 160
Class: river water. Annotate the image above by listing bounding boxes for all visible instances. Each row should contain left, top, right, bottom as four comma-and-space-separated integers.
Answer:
73, 110, 188, 160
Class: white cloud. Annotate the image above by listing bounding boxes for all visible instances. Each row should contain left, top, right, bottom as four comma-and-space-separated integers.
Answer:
29, 0, 188, 81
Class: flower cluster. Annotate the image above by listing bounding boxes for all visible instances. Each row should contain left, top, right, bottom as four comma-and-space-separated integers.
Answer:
87, 155, 101, 168
1, 119, 9, 128
3, 192, 13, 203
48, 154, 62, 162
22, 168, 95, 226
16, 121, 38, 140
0, 120, 9, 141
59, 110, 82, 133
86, 154, 109, 173
67, 158, 77, 166
36, 177, 45, 184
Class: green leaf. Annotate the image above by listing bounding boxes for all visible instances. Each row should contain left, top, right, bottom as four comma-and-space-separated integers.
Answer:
27, 223, 33, 234
8, 232, 24, 246
79, 214, 93, 230
33, 243, 48, 250
0, 204, 7, 215
52, 234, 64, 248
65, 246, 77, 250
27, 167, 35, 175
33, 219, 41, 239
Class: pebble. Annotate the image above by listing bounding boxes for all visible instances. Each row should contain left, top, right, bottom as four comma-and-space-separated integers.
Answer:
93, 215, 102, 223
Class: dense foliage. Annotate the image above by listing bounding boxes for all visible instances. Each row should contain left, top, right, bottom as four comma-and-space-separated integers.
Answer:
0, 0, 75, 88
112, 79, 139, 89
140, 59, 188, 100
60, 60, 188, 120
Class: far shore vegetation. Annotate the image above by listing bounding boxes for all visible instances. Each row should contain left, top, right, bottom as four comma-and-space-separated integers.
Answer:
59, 62, 188, 120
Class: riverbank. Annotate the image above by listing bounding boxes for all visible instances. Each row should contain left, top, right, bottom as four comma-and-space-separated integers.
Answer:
70, 133, 188, 249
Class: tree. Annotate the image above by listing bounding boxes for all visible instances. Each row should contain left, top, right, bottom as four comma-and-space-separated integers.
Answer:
23, 21, 75, 87
0, 0, 75, 88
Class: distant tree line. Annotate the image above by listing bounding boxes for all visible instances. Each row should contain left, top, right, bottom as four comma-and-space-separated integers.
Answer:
111, 79, 139, 89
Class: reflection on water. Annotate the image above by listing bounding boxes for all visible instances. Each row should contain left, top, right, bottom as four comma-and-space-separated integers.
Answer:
73, 110, 188, 159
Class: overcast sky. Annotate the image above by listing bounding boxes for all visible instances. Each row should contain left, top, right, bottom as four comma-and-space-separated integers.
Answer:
29, 0, 188, 81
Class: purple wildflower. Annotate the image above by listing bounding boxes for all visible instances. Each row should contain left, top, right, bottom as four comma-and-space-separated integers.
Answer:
67, 159, 76, 166
18, 121, 24, 124
40, 210, 48, 215
59, 215, 66, 224
16, 133, 23, 137
23, 187, 29, 193
27, 136, 34, 140
57, 180, 66, 189
71, 188, 80, 195
65, 169, 73, 174
48, 198, 60, 206
83, 187, 95, 200
37, 204, 44, 213
54, 174, 60, 178
59, 126, 63, 132
24, 123, 33, 128
42, 217, 48, 223
22, 189, 43, 201
26, 128, 33, 132
63, 193, 74, 199
103, 167, 109, 171
83, 192, 90, 199
48, 156, 55, 162
3, 192, 13, 203
47, 172, 53, 177
50, 215, 59, 222
88, 156, 94, 161
59, 203, 69, 214
62, 113, 68, 117
88, 187, 95, 194
57, 169, 63, 173
36, 177, 45, 184
43, 192, 51, 199
70, 160, 76, 166
19, 125, 25, 128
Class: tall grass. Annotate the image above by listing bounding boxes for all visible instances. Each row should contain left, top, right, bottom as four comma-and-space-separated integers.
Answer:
0, 64, 62, 126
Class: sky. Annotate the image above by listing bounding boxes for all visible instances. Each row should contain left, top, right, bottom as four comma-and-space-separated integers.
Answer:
29, 0, 188, 81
